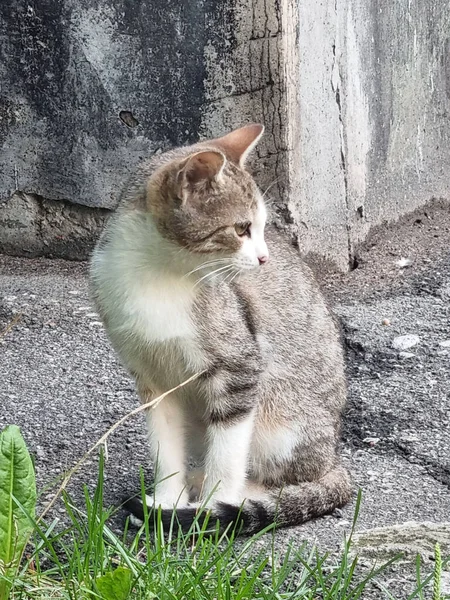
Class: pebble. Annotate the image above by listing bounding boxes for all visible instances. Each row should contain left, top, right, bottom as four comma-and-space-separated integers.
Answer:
392, 334, 420, 351
438, 340, 450, 348
336, 519, 351, 527
398, 352, 416, 359
381, 318, 391, 326
363, 437, 380, 445
395, 257, 412, 268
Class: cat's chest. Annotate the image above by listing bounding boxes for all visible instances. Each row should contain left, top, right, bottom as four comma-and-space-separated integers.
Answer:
125, 277, 205, 370
126, 280, 196, 343
131, 287, 194, 341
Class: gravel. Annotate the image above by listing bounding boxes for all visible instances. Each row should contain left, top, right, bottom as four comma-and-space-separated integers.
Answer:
1, 200, 449, 597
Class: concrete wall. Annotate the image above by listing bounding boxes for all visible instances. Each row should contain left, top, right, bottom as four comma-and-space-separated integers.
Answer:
285, 0, 450, 268
1, 0, 449, 267
340, 0, 450, 257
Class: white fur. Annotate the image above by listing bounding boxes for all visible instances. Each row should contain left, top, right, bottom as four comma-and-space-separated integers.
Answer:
250, 425, 298, 479
233, 196, 268, 270
125, 278, 196, 343
146, 399, 189, 508
91, 214, 205, 370
201, 411, 256, 505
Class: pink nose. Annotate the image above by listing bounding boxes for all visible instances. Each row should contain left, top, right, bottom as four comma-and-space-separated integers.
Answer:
258, 255, 269, 265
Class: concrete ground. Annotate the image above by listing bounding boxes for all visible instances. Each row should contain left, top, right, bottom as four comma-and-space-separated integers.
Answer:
1, 201, 449, 597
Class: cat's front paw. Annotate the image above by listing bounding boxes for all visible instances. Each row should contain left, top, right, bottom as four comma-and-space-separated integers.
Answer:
147, 488, 189, 510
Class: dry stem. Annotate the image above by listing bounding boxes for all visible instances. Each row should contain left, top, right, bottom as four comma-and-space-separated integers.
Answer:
38, 371, 205, 522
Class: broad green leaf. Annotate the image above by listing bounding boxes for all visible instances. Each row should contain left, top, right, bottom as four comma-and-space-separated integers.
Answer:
0, 425, 36, 600
96, 567, 132, 600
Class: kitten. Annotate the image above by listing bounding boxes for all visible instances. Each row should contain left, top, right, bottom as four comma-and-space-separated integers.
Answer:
89, 124, 351, 534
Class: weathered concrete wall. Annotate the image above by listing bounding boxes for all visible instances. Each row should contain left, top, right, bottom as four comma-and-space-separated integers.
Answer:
340, 0, 450, 255
1, 0, 449, 266
0, 0, 238, 209
284, 0, 450, 268
0, 0, 286, 258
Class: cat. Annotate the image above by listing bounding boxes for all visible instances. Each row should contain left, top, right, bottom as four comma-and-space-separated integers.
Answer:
89, 124, 352, 534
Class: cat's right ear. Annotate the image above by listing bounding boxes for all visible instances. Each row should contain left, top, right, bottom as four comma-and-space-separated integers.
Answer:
175, 150, 226, 203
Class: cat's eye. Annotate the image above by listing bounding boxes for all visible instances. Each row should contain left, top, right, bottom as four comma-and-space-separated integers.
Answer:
234, 222, 251, 237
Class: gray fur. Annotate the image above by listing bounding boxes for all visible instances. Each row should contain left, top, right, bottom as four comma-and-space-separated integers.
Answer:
90, 127, 352, 533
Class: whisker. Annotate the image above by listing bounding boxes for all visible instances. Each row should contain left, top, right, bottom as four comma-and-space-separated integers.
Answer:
199, 265, 235, 288
228, 269, 242, 285
223, 267, 238, 284
183, 258, 229, 278
209, 265, 235, 285
261, 176, 283, 199
193, 264, 234, 288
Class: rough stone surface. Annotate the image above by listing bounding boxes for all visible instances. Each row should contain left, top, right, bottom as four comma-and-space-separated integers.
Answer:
339, 0, 450, 258
0, 0, 240, 208
1, 0, 449, 268
351, 522, 450, 563
0, 192, 110, 259
392, 335, 421, 351
0, 0, 285, 204
1, 202, 449, 598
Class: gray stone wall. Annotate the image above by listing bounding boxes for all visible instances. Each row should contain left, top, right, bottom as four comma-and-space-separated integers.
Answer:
285, 0, 450, 268
1, 0, 449, 267
340, 0, 450, 256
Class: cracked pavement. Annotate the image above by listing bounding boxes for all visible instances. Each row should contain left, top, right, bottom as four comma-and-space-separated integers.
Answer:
1, 201, 449, 596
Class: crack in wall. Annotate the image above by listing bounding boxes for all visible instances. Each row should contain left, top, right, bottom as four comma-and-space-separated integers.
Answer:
0, 192, 110, 260
331, 38, 355, 271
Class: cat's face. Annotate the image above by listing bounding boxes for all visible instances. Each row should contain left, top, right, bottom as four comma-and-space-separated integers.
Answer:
147, 125, 269, 279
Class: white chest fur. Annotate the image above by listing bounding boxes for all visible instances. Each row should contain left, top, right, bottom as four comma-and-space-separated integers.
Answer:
125, 276, 197, 343
91, 214, 206, 373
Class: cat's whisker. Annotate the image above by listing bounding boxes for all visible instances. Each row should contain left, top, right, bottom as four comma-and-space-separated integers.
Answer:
261, 176, 283, 199
184, 263, 229, 280
228, 268, 242, 285
222, 270, 233, 284
193, 264, 234, 288
223, 266, 238, 284
220, 268, 236, 285
195, 267, 234, 289
184, 258, 230, 278
208, 265, 235, 285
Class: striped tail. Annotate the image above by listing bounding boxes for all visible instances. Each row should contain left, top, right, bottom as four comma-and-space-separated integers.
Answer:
124, 466, 351, 535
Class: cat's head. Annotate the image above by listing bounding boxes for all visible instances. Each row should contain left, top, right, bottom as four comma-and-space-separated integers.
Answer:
146, 125, 269, 279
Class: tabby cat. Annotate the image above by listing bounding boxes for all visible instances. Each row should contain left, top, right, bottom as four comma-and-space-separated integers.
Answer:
89, 124, 351, 534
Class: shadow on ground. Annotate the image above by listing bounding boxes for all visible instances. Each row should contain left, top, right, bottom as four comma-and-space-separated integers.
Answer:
1, 201, 449, 596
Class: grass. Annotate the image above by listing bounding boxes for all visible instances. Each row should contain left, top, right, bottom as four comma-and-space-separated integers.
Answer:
2, 451, 448, 600
0, 369, 448, 600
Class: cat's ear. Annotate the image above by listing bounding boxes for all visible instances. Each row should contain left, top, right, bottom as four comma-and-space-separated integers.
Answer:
215, 124, 264, 167
176, 150, 226, 202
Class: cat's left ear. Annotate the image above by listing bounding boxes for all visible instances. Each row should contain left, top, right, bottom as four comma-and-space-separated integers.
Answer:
176, 150, 226, 202
215, 124, 264, 167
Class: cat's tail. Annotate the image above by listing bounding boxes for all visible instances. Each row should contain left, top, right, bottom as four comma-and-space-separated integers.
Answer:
124, 465, 352, 535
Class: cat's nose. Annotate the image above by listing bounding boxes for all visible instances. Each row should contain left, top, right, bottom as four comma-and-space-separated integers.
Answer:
258, 255, 269, 265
